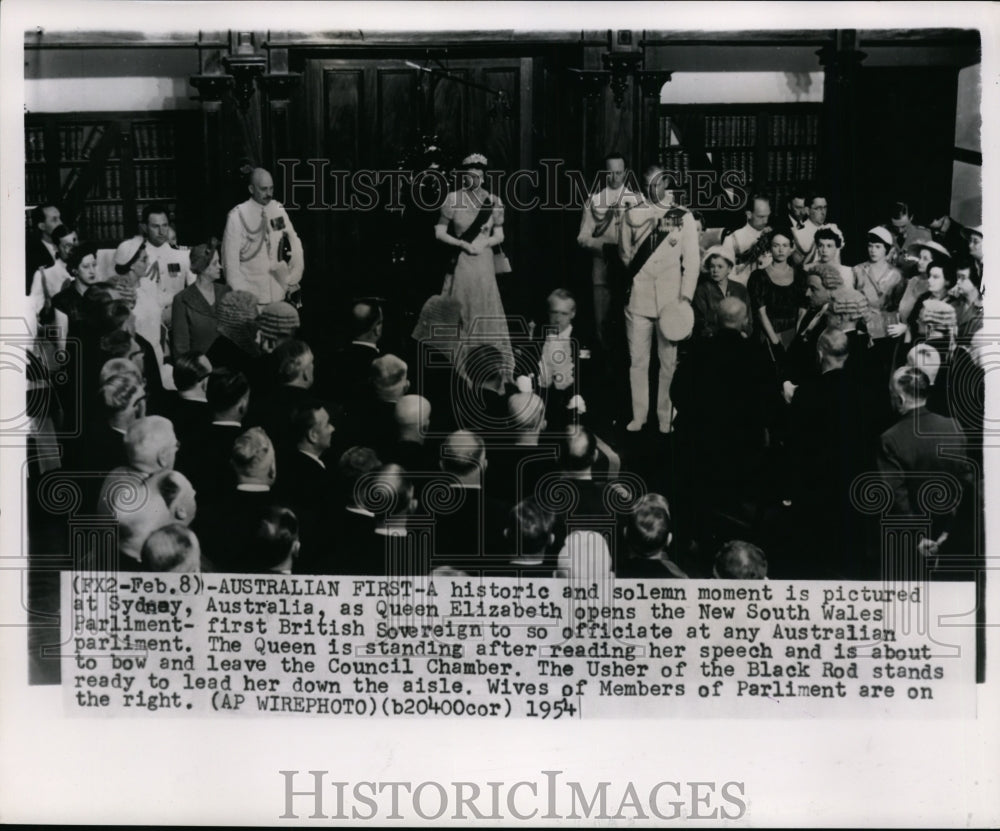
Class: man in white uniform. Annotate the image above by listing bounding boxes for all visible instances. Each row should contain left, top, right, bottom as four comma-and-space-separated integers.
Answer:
619, 165, 700, 433
577, 153, 639, 347
140, 203, 192, 337
222, 167, 304, 307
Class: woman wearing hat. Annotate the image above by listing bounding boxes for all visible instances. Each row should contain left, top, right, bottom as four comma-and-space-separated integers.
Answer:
434, 152, 513, 381
692, 245, 751, 338
854, 226, 905, 370
747, 229, 806, 357
906, 261, 966, 346
895, 239, 952, 327
171, 240, 230, 356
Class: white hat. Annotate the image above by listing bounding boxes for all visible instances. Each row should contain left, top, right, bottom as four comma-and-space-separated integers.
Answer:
701, 244, 735, 271
867, 226, 893, 248
112, 236, 146, 269
907, 239, 952, 259
658, 300, 694, 342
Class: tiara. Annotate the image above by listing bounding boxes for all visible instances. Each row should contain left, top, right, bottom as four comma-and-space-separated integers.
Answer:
462, 153, 488, 166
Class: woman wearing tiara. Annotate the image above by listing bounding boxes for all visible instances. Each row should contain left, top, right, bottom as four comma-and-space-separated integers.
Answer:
434, 152, 513, 383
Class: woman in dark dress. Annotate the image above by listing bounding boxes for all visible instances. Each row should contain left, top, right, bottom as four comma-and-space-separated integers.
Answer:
747, 230, 807, 365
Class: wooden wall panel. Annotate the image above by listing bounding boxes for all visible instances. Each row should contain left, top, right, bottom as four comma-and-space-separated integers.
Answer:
376, 69, 419, 168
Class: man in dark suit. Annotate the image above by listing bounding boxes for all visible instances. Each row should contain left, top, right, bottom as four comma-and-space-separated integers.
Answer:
432, 430, 509, 573
878, 366, 972, 580
618, 493, 687, 578
26, 203, 60, 294
318, 300, 382, 407
785, 328, 878, 578
199, 426, 284, 573
64, 369, 146, 513
484, 391, 557, 506
671, 297, 771, 567
333, 446, 383, 574
245, 338, 317, 456
159, 352, 212, 446
272, 398, 338, 573
175, 368, 250, 525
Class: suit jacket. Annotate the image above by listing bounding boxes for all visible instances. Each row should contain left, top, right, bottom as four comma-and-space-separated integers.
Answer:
619, 203, 700, 316
878, 407, 969, 518
431, 484, 509, 572
176, 422, 243, 508
205, 334, 265, 392
483, 441, 559, 506
171, 281, 230, 356
407, 343, 459, 436
320, 342, 380, 408
671, 328, 771, 491
273, 450, 340, 573
245, 383, 315, 453
26, 236, 56, 294
64, 421, 128, 513
159, 394, 210, 446
199, 487, 281, 573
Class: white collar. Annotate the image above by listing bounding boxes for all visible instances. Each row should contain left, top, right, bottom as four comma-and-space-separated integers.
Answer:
299, 449, 326, 469
374, 526, 407, 537
180, 390, 207, 403
351, 340, 378, 351
546, 324, 573, 340
212, 420, 242, 427
236, 483, 270, 492
346, 505, 375, 518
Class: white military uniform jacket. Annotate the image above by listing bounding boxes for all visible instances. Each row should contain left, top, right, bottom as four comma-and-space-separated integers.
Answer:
222, 197, 304, 305
619, 200, 700, 318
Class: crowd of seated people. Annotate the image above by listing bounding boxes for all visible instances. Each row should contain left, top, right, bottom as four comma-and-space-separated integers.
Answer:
24, 187, 985, 580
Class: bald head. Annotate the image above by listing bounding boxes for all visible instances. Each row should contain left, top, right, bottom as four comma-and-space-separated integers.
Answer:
717, 297, 748, 331
507, 392, 546, 434
817, 327, 849, 371
125, 416, 177, 473
440, 430, 485, 479
249, 168, 274, 206
395, 395, 431, 440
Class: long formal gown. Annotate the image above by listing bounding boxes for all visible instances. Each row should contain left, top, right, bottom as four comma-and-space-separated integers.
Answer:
439, 189, 514, 380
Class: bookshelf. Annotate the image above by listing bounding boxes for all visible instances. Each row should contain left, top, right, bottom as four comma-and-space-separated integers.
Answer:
24, 112, 199, 248
656, 104, 822, 225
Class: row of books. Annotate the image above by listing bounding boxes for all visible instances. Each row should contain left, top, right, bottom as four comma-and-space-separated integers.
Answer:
25, 168, 48, 205
704, 114, 757, 148
710, 150, 757, 180
25, 128, 46, 163
767, 149, 818, 182
768, 114, 820, 146
134, 163, 177, 200
55, 124, 107, 162
132, 122, 175, 159
80, 203, 128, 243
658, 148, 692, 175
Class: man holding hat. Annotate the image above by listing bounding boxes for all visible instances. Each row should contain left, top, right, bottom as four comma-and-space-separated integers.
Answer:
619, 165, 700, 433
222, 167, 304, 308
